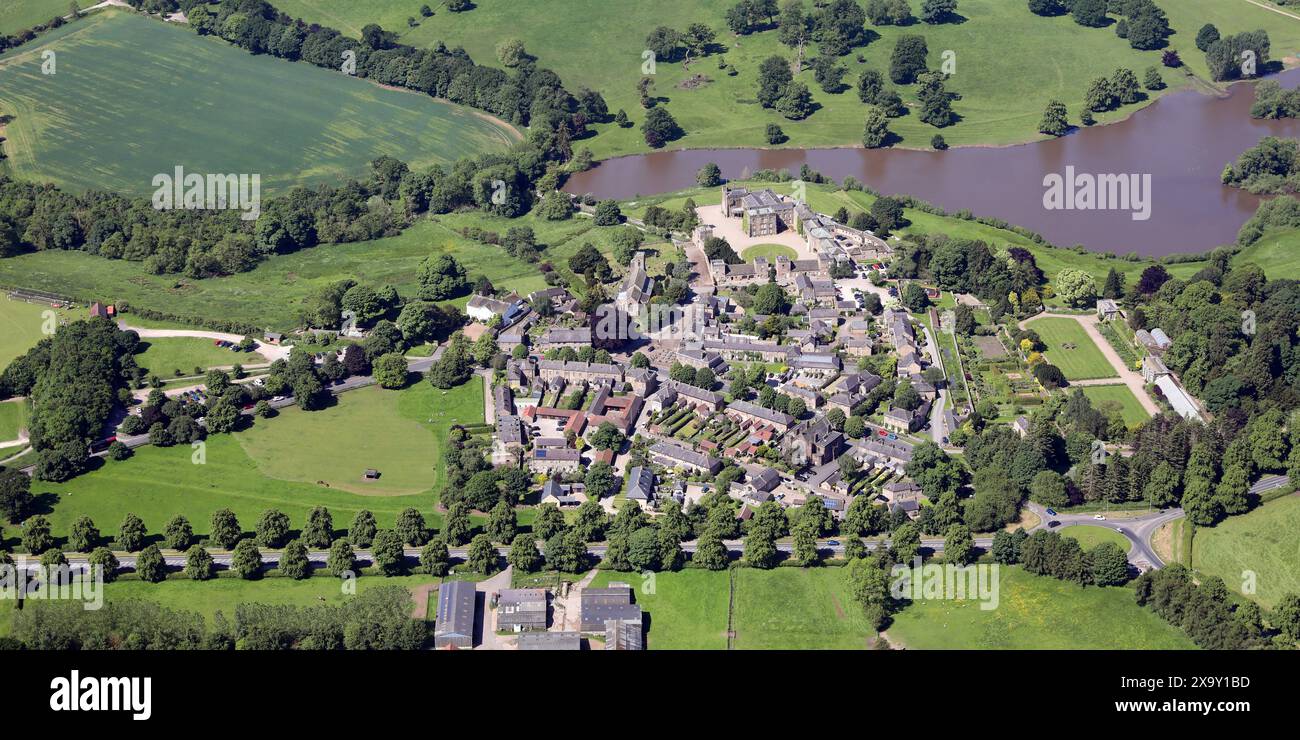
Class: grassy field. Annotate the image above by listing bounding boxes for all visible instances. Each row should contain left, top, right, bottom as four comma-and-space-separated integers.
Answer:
1193, 495, 1300, 609
0, 10, 517, 195
1234, 227, 1300, 280
265, 0, 1224, 157
1079, 384, 1150, 428
887, 566, 1196, 649
588, 568, 731, 650
740, 243, 798, 261
0, 0, 74, 35
732, 566, 876, 649
1059, 525, 1131, 551
13, 381, 484, 551
1026, 316, 1117, 381
0, 294, 79, 369
134, 337, 268, 376
0, 397, 28, 441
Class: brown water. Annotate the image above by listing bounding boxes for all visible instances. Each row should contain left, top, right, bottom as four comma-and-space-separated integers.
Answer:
565, 70, 1300, 257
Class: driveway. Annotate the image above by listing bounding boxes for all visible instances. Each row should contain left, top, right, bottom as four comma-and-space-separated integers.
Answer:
693, 204, 817, 261
475, 566, 516, 650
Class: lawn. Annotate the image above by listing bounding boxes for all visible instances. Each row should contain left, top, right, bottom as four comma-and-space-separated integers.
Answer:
268, 0, 1214, 157
741, 243, 798, 261
0, 10, 516, 195
134, 337, 268, 376
732, 567, 877, 649
1193, 495, 1300, 609
0, 397, 28, 441
1058, 525, 1131, 551
1026, 316, 1118, 381
588, 568, 730, 650
1234, 227, 1300, 281
0, 0, 74, 35
1079, 384, 1150, 428
887, 566, 1196, 649
15, 380, 484, 551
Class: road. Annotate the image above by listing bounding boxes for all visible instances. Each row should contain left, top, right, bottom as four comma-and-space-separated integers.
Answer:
1024, 502, 1182, 570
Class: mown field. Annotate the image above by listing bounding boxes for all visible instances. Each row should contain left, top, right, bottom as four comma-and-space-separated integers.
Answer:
1059, 524, 1131, 551
0, 294, 79, 369
887, 566, 1196, 649
0, 10, 517, 195
0, 397, 28, 441
731, 566, 876, 649
1079, 384, 1150, 428
9, 381, 484, 552
588, 569, 731, 650
134, 337, 268, 376
268, 0, 1300, 156
1026, 316, 1117, 381
1193, 495, 1300, 609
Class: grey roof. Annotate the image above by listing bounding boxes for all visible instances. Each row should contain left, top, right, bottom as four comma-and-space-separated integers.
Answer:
727, 399, 794, 427
626, 466, 656, 501
518, 631, 582, 650
435, 581, 477, 640
649, 441, 721, 471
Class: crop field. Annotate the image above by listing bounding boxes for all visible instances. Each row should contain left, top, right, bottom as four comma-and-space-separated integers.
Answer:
134, 337, 268, 376
0, 10, 517, 195
1026, 316, 1117, 381
887, 566, 1196, 649
11, 381, 484, 551
0, 0, 73, 36
1079, 384, 1150, 428
1193, 495, 1300, 609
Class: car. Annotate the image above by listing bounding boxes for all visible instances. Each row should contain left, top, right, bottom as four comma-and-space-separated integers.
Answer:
1047, 520, 1061, 528
1045, 508, 1058, 516
827, 540, 840, 546
1093, 514, 1106, 520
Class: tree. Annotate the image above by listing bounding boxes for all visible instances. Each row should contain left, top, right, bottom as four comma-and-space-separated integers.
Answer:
765, 123, 786, 144
467, 534, 499, 574
372, 353, 409, 389
891, 522, 922, 562
417, 254, 469, 300
862, 107, 891, 148
1071, 0, 1106, 28
255, 509, 291, 548
752, 282, 790, 315
641, 107, 681, 148
584, 461, 620, 500
350, 509, 377, 548
1111, 68, 1140, 105
22, 515, 54, 555
1084, 77, 1116, 112
163, 514, 193, 551
118, 513, 146, 552
889, 35, 929, 84
280, 540, 311, 580
508, 534, 541, 572
395, 507, 429, 546
135, 545, 167, 583
443, 501, 473, 546
776, 81, 815, 120
744, 526, 779, 568
301, 506, 333, 549
88, 547, 119, 582
1275, 593, 1300, 644
534, 503, 567, 541
697, 162, 722, 187
1195, 23, 1220, 52
1143, 66, 1165, 90
757, 55, 793, 108
589, 421, 626, 451
944, 524, 975, 565
0, 469, 34, 523
210, 509, 241, 550
231, 539, 262, 579
1088, 541, 1130, 585
1033, 363, 1067, 389
371, 529, 406, 575
792, 521, 820, 566
185, 545, 214, 580
919, 0, 956, 24
487, 500, 517, 543
1054, 268, 1097, 307
68, 516, 99, 553
1038, 100, 1069, 136
327, 539, 356, 577
693, 528, 730, 570
846, 555, 893, 629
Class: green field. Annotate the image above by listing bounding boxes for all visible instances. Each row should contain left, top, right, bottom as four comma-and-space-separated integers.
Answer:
1026, 316, 1117, 381
588, 569, 731, 650
0, 10, 517, 194
1059, 524, 1131, 551
134, 337, 268, 376
1193, 495, 1300, 609
15, 381, 484, 551
0, 0, 74, 35
887, 566, 1196, 649
0, 294, 80, 369
740, 243, 798, 261
0, 397, 28, 441
1234, 227, 1300, 280
1079, 384, 1150, 428
266, 0, 1228, 157
732, 567, 876, 650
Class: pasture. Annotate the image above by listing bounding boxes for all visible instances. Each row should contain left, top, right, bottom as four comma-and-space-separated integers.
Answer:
1192, 495, 1300, 609
887, 566, 1196, 649
0, 294, 78, 368
731, 566, 876, 650
0, 10, 516, 195
1026, 316, 1117, 381
134, 337, 268, 376
13, 381, 484, 551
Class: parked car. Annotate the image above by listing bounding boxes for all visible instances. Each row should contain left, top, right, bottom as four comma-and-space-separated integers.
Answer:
1045, 508, 1058, 517
827, 540, 840, 547
1047, 520, 1061, 528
